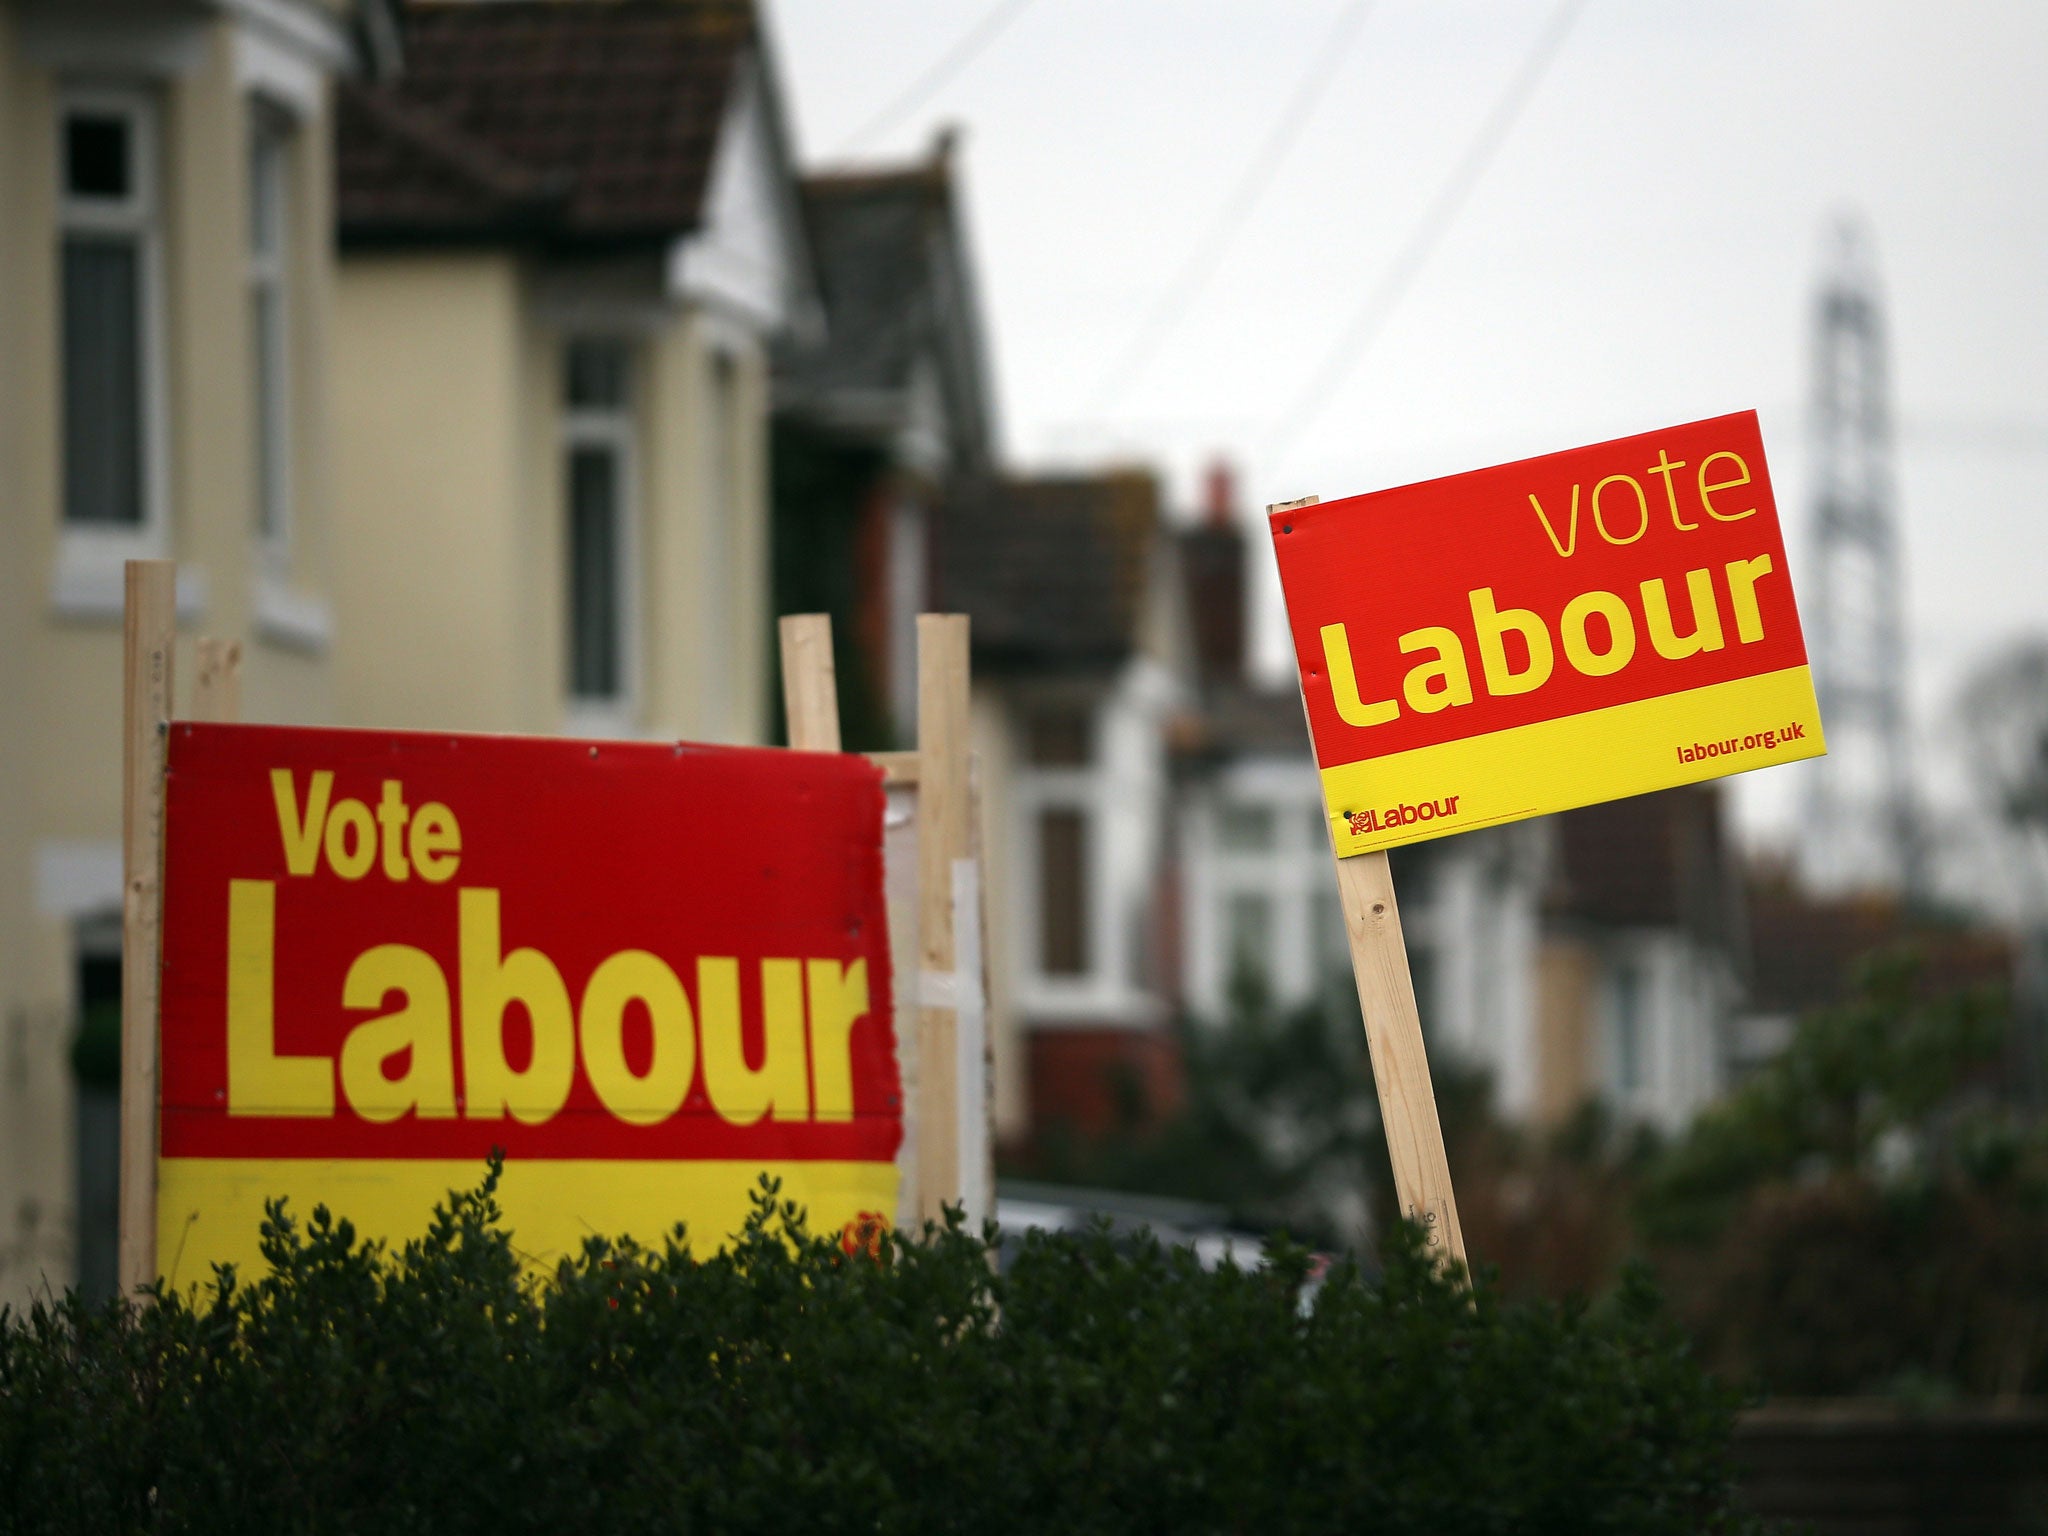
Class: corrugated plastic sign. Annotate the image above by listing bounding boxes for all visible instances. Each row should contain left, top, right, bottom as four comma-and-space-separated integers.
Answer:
157, 723, 898, 1283
1271, 411, 1825, 855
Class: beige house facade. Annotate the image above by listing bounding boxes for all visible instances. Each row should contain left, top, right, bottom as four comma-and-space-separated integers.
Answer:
0, 0, 354, 1303
331, 2, 811, 746
0, 0, 810, 1305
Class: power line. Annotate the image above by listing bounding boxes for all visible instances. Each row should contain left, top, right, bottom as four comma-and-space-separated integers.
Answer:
1263, 0, 1589, 470
1084, 0, 1376, 417
834, 0, 1037, 157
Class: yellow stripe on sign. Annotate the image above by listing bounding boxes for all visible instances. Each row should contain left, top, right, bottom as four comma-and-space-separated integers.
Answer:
156, 1158, 902, 1291
1321, 664, 1824, 856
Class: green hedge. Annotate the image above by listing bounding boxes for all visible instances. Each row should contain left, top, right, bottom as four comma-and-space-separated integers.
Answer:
1, 1160, 1770, 1534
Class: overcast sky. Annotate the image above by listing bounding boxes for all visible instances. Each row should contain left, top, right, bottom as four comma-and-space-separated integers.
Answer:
765, 0, 2048, 849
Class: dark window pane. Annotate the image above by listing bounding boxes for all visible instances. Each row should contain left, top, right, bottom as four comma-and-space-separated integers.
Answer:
1039, 807, 1089, 976
62, 236, 144, 527
1027, 706, 1092, 766
568, 446, 621, 698
252, 286, 285, 537
565, 339, 627, 410
1614, 966, 1643, 1092
65, 114, 129, 199
248, 102, 289, 258
1216, 801, 1275, 851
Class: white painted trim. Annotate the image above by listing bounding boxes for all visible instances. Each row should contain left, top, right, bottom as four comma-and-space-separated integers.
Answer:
252, 572, 331, 652
17, 5, 208, 75
36, 841, 123, 919
220, 0, 352, 72
668, 63, 791, 333
52, 552, 206, 623
233, 18, 324, 115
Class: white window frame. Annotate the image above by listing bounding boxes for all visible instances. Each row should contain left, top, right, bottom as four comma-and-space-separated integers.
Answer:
1013, 692, 1136, 1020
52, 85, 172, 617
1185, 759, 1345, 1022
247, 93, 293, 568
697, 337, 743, 741
561, 338, 640, 736
1602, 944, 1657, 1121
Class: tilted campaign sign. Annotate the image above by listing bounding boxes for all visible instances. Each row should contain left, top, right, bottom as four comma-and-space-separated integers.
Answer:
156, 722, 898, 1283
1268, 411, 1824, 1271
1271, 411, 1825, 856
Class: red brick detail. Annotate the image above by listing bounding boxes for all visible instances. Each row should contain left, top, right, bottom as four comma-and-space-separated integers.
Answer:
1028, 1028, 1184, 1142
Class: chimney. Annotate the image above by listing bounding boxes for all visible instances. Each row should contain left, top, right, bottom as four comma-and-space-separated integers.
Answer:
1203, 459, 1235, 530
1186, 456, 1246, 684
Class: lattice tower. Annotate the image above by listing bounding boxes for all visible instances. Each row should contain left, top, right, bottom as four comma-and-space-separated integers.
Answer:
1798, 219, 1921, 896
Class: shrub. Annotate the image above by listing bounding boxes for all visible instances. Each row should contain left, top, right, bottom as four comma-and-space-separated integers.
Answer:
1, 1159, 1771, 1534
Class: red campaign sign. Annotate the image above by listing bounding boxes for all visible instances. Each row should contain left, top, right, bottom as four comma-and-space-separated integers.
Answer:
158, 724, 899, 1166
1270, 411, 1824, 854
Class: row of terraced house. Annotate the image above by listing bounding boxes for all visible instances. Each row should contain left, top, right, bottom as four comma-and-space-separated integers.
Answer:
3, 0, 1788, 1302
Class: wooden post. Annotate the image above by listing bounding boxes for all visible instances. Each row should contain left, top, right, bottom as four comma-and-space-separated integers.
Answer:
1272, 497, 1468, 1270
778, 614, 841, 752
190, 637, 242, 724
120, 560, 176, 1295
915, 614, 971, 1226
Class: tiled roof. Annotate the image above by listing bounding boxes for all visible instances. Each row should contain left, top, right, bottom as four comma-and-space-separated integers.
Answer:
1177, 524, 1246, 689
937, 472, 1158, 673
338, 0, 753, 246
786, 165, 945, 399
778, 142, 997, 474
1549, 784, 1739, 947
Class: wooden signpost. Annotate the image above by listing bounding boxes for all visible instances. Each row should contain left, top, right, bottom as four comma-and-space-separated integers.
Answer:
118, 575, 984, 1296
1271, 412, 1825, 1268
776, 613, 988, 1231
1274, 498, 1468, 1266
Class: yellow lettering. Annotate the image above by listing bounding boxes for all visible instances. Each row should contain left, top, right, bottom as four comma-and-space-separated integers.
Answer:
1561, 590, 1636, 677
1724, 554, 1773, 642
1641, 568, 1725, 659
1397, 626, 1472, 714
226, 879, 333, 1116
409, 803, 461, 883
459, 888, 574, 1124
339, 944, 454, 1123
699, 956, 810, 1126
579, 950, 694, 1127
1527, 485, 1579, 557
1469, 587, 1554, 696
375, 781, 411, 881
269, 769, 332, 877
1648, 449, 1694, 530
1591, 474, 1649, 545
1699, 451, 1756, 521
324, 799, 375, 881
1319, 623, 1398, 728
806, 958, 869, 1123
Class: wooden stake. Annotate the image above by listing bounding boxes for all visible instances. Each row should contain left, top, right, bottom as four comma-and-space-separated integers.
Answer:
120, 560, 176, 1296
915, 614, 971, 1226
1272, 496, 1468, 1271
189, 637, 242, 724
778, 614, 841, 752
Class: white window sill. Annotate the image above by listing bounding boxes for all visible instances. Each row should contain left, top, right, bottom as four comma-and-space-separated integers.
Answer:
51, 548, 206, 623
253, 574, 331, 653
562, 701, 641, 741
1014, 985, 1166, 1029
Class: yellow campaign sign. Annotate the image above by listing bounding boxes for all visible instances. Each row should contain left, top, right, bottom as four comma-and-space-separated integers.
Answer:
1271, 412, 1824, 852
